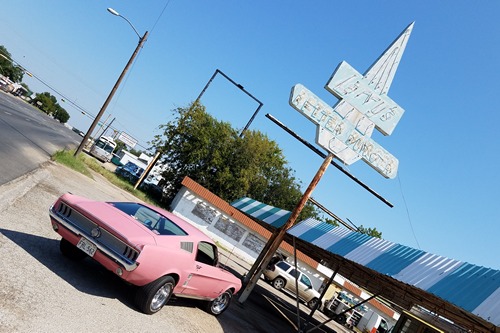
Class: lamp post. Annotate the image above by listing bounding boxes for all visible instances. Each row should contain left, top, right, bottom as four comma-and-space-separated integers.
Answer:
74, 8, 149, 157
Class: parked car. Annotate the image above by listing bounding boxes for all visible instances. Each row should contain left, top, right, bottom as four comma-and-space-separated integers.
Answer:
115, 162, 144, 183
263, 260, 321, 309
49, 193, 242, 315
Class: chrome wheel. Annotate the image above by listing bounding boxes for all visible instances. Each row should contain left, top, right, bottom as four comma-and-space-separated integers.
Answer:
208, 291, 232, 315
135, 276, 176, 315
150, 282, 173, 312
272, 277, 285, 290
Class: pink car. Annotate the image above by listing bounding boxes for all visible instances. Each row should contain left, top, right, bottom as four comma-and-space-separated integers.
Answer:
49, 193, 241, 315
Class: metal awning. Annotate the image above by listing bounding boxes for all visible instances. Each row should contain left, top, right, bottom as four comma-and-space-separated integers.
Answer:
230, 196, 499, 332
230, 197, 291, 228
286, 218, 500, 332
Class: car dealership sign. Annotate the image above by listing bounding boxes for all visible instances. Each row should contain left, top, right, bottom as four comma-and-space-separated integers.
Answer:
118, 131, 138, 149
289, 23, 414, 179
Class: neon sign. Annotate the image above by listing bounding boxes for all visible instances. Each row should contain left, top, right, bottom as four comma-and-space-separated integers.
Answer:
289, 23, 414, 179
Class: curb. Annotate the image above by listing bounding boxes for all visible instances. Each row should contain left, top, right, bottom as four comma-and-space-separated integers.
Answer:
0, 161, 52, 213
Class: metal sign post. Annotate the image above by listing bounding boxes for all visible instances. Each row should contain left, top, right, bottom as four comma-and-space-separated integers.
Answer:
238, 23, 414, 309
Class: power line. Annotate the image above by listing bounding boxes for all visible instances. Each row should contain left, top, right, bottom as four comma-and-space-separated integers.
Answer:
397, 173, 421, 249
7, 54, 150, 150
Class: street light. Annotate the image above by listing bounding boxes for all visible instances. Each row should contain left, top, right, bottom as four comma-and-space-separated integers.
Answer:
74, 8, 149, 157
106, 8, 141, 39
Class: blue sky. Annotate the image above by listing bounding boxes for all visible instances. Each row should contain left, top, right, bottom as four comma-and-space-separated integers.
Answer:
2, 1, 499, 269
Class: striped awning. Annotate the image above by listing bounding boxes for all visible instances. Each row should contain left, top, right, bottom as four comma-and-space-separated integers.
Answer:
288, 218, 500, 327
230, 197, 291, 228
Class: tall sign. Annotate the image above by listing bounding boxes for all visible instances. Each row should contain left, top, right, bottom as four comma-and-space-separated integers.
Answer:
290, 23, 414, 179
238, 23, 415, 306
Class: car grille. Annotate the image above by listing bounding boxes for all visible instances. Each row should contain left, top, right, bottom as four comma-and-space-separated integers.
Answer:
56, 202, 139, 263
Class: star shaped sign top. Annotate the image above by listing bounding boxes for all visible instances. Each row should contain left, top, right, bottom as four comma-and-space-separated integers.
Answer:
290, 23, 414, 179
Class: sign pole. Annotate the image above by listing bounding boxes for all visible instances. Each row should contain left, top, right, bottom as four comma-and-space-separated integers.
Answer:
134, 150, 161, 190
238, 153, 334, 304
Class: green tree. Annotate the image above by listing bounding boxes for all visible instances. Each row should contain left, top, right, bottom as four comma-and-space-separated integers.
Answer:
31, 92, 70, 123
151, 102, 319, 221
129, 148, 143, 157
53, 105, 70, 123
324, 218, 339, 227
325, 218, 382, 238
114, 140, 127, 153
0, 45, 24, 82
114, 140, 142, 157
32, 92, 57, 114
357, 225, 382, 238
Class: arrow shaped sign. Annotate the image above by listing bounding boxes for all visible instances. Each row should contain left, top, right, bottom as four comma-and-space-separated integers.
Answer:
289, 23, 414, 179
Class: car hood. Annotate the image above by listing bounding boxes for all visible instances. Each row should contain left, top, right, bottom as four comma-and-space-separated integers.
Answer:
69, 199, 156, 247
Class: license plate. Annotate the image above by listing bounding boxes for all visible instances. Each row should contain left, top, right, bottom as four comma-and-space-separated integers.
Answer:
77, 237, 97, 257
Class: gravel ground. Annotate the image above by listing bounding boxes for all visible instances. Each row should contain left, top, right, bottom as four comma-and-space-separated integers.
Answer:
0, 162, 347, 333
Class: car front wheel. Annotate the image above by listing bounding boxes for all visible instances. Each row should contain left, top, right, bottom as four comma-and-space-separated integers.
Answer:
205, 290, 232, 316
307, 298, 320, 309
272, 277, 286, 290
135, 276, 175, 315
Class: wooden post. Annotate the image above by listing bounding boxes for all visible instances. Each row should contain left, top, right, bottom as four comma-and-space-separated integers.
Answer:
238, 153, 334, 304
134, 150, 161, 190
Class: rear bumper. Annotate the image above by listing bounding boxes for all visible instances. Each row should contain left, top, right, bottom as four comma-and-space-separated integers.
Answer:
49, 206, 138, 272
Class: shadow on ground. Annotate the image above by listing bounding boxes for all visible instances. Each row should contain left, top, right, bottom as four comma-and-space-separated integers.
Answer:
217, 264, 339, 333
1, 227, 340, 333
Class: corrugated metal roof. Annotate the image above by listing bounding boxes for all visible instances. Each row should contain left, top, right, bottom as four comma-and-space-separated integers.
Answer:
288, 218, 500, 327
179, 183, 411, 320
230, 197, 291, 227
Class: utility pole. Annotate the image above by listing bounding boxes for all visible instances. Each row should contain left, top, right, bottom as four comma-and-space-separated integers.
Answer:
238, 153, 334, 303
74, 8, 149, 157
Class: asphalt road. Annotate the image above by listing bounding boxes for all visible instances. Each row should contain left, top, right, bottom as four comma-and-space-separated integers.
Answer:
0, 91, 82, 185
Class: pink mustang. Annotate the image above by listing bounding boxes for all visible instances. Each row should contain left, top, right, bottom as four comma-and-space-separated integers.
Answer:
49, 193, 241, 315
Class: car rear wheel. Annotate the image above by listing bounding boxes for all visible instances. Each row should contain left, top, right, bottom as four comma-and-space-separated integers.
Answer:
204, 290, 232, 316
272, 277, 286, 290
59, 238, 86, 260
135, 276, 175, 315
334, 313, 347, 325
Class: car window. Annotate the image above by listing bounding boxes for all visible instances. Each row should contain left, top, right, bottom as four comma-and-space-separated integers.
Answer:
195, 241, 218, 266
276, 261, 291, 271
289, 268, 300, 279
110, 202, 188, 236
300, 274, 312, 288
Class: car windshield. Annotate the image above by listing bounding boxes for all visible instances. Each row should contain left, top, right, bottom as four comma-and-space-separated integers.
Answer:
95, 140, 115, 153
109, 202, 188, 236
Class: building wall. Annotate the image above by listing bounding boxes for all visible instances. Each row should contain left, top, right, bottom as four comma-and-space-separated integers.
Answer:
170, 187, 267, 263
171, 185, 332, 292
